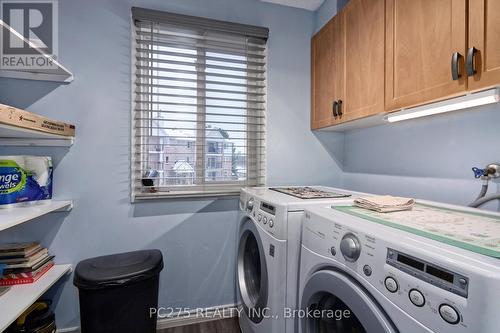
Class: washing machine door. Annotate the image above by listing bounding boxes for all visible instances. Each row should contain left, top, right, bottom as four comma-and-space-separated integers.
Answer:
301, 269, 398, 333
237, 218, 269, 323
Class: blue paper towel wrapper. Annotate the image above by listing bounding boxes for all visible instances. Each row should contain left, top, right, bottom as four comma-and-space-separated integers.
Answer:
0, 156, 53, 207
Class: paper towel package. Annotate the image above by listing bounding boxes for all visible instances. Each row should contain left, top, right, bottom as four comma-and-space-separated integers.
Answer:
0, 156, 53, 206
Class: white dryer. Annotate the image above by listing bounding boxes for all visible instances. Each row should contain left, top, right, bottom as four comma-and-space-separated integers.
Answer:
298, 202, 500, 333
237, 186, 367, 333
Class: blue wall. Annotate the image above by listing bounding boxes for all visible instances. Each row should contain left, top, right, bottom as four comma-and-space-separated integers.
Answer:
315, 0, 500, 210
1, 0, 499, 330
341, 105, 500, 210
0, 0, 344, 329
315, 0, 347, 31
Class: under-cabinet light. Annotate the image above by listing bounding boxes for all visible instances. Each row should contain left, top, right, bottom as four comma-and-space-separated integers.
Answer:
386, 88, 500, 123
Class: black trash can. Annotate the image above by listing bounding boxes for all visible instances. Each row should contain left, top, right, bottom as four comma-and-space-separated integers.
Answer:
73, 250, 163, 333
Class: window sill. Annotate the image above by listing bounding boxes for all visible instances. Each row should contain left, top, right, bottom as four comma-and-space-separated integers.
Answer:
132, 191, 241, 202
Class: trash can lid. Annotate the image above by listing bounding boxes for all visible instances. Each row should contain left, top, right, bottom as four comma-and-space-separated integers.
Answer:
73, 249, 163, 289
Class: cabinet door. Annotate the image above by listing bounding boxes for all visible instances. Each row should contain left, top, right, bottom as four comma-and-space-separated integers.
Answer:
468, 0, 500, 91
341, 0, 385, 122
385, 0, 467, 112
311, 15, 344, 129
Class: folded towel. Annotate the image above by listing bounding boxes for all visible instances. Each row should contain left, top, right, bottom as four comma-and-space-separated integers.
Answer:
354, 195, 415, 213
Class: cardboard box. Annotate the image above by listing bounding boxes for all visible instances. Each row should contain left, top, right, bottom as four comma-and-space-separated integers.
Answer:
0, 103, 75, 137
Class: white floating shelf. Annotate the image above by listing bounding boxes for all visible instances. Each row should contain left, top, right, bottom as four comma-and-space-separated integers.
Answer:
0, 264, 72, 332
0, 200, 73, 232
0, 123, 74, 147
0, 20, 73, 83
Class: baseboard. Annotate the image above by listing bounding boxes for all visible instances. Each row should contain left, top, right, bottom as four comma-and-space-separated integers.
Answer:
57, 327, 80, 333
57, 304, 240, 332
156, 304, 239, 330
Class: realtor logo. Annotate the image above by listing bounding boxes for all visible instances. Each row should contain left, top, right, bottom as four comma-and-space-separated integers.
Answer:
0, 0, 58, 69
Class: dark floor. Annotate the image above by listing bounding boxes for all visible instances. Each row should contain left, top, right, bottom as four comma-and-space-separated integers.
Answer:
157, 318, 241, 333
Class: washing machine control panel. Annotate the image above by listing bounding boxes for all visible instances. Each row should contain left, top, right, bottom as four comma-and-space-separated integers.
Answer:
301, 212, 481, 333
246, 197, 255, 212
246, 197, 283, 238
386, 248, 469, 298
340, 233, 361, 262
357, 234, 468, 330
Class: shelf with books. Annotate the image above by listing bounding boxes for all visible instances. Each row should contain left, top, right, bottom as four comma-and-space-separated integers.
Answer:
0, 264, 72, 332
0, 201, 73, 232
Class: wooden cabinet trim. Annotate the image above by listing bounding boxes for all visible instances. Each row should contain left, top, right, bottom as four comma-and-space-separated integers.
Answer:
342, 0, 385, 122
468, 0, 500, 91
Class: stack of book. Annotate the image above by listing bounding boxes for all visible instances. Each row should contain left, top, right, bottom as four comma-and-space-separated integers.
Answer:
0, 243, 54, 286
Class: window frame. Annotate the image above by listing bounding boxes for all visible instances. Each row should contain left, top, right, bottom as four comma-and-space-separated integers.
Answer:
130, 8, 268, 201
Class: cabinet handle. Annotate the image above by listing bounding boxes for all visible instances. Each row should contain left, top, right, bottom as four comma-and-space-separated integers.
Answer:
337, 100, 343, 117
332, 101, 338, 118
451, 52, 462, 80
466, 47, 478, 77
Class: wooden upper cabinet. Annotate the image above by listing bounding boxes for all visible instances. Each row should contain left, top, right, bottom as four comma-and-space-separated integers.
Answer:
311, 0, 384, 129
311, 0, 500, 129
468, 0, 500, 91
311, 15, 344, 129
385, 0, 467, 112
342, 0, 385, 122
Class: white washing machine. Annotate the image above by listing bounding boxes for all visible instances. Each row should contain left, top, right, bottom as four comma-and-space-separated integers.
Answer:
298, 202, 500, 333
237, 186, 369, 333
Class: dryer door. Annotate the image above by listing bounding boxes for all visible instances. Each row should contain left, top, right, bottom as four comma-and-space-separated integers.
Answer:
301, 269, 398, 333
237, 218, 269, 323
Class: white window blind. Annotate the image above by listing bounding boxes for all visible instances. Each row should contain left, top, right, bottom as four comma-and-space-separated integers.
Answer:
132, 8, 268, 200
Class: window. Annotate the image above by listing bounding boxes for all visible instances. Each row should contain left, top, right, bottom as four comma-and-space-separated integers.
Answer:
208, 142, 220, 154
132, 8, 268, 199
